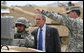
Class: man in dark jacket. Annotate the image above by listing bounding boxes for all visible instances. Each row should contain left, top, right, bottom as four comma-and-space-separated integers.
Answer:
31, 14, 61, 52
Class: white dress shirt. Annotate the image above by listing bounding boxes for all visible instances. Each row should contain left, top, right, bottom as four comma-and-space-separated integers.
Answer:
37, 24, 46, 52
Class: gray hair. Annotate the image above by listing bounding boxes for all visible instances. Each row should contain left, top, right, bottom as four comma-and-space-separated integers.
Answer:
42, 15, 46, 20
35, 14, 46, 20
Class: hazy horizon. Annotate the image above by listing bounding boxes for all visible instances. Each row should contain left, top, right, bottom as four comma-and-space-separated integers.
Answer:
1, 1, 81, 6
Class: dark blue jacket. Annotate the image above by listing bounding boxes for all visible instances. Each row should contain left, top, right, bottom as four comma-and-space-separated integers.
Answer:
31, 26, 61, 52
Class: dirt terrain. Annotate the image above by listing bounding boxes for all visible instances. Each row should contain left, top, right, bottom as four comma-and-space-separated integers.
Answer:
1, 3, 83, 52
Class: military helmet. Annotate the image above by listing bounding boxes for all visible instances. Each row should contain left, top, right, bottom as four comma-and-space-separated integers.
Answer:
15, 17, 30, 28
66, 6, 80, 14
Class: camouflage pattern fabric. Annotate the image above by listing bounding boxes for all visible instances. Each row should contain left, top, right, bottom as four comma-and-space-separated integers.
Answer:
41, 10, 83, 52
14, 30, 34, 48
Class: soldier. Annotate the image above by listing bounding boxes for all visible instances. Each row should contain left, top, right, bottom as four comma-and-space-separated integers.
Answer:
35, 6, 83, 52
14, 17, 34, 48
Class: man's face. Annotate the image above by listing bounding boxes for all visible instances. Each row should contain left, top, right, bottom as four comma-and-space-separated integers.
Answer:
68, 11, 78, 18
36, 15, 46, 28
17, 24, 25, 32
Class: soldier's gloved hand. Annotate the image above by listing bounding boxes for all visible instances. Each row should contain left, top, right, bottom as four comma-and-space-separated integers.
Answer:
34, 8, 42, 14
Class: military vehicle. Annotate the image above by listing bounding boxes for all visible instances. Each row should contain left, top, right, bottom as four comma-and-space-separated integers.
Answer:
1, 4, 35, 48
1, 16, 26, 47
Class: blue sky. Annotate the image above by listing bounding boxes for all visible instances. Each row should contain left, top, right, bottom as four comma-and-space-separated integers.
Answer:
4, 1, 79, 6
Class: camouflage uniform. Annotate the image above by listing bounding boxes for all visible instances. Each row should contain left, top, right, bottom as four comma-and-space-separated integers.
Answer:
14, 30, 34, 48
14, 17, 34, 48
41, 7, 83, 52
